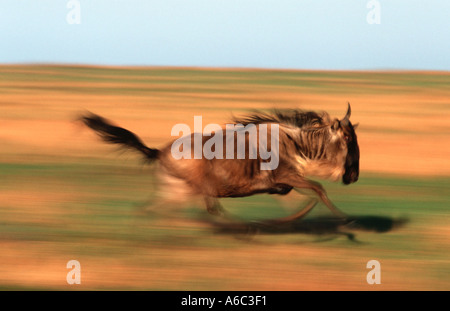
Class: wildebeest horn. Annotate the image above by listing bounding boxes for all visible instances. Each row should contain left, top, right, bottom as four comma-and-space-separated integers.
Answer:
340, 102, 351, 127
344, 102, 351, 120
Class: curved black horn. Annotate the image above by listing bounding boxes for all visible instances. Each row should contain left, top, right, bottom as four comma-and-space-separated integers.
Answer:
344, 102, 351, 120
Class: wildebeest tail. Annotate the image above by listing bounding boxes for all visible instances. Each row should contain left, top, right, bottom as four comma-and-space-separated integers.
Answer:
81, 113, 159, 161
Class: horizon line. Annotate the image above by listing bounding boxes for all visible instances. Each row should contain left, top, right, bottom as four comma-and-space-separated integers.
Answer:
1, 62, 450, 74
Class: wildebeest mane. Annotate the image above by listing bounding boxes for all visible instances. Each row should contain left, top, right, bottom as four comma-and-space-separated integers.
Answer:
232, 109, 331, 129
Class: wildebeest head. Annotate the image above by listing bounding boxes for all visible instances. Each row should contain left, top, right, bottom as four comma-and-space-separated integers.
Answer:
331, 103, 360, 185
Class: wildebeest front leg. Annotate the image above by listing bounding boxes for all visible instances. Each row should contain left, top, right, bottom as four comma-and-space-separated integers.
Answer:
258, 198, 318, 226
279, 176, 347, 219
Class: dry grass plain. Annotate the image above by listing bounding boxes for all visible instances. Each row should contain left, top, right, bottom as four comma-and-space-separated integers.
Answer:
0, 65, 449, 290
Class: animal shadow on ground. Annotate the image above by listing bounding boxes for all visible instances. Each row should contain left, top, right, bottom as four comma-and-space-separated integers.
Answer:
207, 215, 409, 243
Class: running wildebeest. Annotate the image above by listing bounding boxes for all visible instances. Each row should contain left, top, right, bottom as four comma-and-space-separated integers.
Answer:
81, 103, 359, 225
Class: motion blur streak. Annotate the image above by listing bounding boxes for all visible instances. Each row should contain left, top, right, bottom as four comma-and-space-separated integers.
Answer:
0, 66, 449, 290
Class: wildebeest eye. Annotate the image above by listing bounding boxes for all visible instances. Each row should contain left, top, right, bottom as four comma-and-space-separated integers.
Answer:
344, 135, 350, 142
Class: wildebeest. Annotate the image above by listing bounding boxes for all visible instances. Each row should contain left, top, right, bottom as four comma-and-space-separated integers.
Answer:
81, 103, 359, 224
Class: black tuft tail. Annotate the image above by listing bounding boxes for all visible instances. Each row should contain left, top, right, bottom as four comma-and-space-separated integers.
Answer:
81, 113, 159, 161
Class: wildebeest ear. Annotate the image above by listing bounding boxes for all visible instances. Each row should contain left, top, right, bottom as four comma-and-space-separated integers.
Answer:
331, 118, 340, 131
353, 122, 359, 130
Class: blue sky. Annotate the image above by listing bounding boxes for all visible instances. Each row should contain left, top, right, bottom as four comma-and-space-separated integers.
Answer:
1, 0, 449, 70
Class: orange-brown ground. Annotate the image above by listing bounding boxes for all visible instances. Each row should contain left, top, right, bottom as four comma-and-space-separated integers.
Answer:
0, 65, 449, 290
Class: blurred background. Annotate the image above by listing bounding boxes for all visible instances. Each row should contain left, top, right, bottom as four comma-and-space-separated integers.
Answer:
0, 1, 449, 290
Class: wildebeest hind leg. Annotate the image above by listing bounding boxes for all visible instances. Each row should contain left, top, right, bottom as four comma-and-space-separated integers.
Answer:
204, 196, 227, 216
